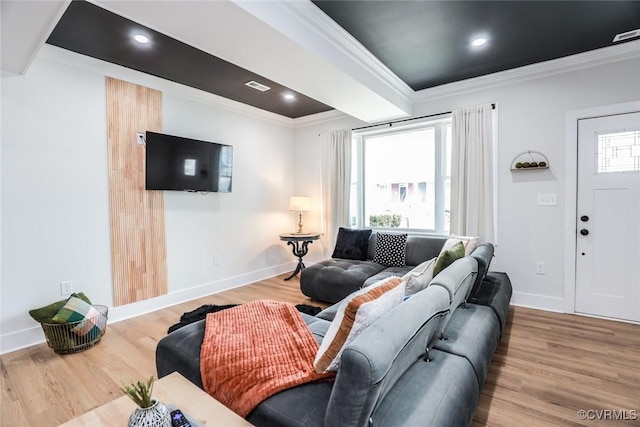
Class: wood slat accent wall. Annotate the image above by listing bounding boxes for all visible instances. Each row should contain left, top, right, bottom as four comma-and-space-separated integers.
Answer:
106, 78, 167, 306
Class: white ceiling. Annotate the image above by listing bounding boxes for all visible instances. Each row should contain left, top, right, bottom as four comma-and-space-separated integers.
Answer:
1, 0, 413, 123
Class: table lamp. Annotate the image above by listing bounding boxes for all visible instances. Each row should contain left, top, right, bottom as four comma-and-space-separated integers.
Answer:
289, 196, 311, 234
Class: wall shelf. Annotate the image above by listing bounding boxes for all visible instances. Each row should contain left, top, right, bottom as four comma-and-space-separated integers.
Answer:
510, 150, 549, 170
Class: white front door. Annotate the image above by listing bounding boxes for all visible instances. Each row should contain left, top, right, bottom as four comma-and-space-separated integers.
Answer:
575, 111, 640, 322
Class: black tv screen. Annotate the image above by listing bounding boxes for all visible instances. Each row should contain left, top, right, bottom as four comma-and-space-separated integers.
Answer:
145, 131, 232, 192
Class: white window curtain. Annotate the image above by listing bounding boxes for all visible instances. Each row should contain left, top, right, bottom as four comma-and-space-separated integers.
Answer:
320, 129, 352, 256
450, 104, 495, 243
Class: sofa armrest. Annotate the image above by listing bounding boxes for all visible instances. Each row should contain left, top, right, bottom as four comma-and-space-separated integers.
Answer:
156, 320, 206, 389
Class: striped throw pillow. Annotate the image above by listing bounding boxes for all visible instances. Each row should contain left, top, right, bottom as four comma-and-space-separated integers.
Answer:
314, 277, 405, 373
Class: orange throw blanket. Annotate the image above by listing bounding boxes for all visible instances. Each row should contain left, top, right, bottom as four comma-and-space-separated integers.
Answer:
200, 300, 335, 417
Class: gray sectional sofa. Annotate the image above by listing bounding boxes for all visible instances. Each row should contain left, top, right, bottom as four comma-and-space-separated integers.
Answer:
155, 235, 512, 427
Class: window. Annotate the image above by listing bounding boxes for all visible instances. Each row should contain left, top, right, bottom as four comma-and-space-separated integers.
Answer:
350, 117, 452, 234
597, 130, 640, 173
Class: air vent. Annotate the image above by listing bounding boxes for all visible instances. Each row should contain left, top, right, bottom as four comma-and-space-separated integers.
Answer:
613, 29, 640, 43
245, 80, 271, 92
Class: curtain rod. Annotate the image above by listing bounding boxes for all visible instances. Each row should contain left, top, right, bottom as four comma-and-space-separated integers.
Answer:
352, 103, 495, 132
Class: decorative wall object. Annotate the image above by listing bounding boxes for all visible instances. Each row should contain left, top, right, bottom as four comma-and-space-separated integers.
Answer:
106, 78, 167, 306
510, 150, 550, 170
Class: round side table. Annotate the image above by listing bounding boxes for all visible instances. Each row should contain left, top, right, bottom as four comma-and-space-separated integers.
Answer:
279, 233, 321, 281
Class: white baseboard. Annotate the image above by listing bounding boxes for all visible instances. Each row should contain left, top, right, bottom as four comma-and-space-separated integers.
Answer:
0, 262, 297, 355
510, 291, 565, 313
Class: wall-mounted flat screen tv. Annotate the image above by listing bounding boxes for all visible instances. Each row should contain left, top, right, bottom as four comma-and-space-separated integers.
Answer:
145, 131, 232, 192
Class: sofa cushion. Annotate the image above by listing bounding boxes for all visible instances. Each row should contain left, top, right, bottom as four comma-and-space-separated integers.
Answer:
404, 235, 447, 266
325, 285, 450, 427
433, 241, 465, 277
372, 232, 407, 267
315, 303, 341, 322
371, 349, 480, 427
402, 257, 437, 296
435, 303, 501, 390
469, 271, 512, 335
247, 381, 332, 427
300, 259, 386, 304
300, 313, 332, 344
362, 266, 414, 288
331, 227, 372, 261
314, 277, 405, 373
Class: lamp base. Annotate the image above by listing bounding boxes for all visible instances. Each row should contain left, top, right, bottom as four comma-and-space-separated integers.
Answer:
296, 211, 304, 234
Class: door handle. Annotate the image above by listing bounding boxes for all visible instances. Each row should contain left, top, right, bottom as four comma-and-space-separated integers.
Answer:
580, 229, 589, 236
580, 215, 589, 222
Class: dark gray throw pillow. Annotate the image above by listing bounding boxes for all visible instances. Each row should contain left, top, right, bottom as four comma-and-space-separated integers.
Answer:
373, 233, 408, 267
332, 228, 373, 260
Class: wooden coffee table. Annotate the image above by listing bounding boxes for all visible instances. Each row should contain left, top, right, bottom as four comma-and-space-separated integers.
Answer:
60, 372, 253, 426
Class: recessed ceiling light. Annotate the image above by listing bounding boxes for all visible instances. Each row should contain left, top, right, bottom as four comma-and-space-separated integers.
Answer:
471, 37, 487, 47
283, 93, 295, 100
134, 34, 149, 44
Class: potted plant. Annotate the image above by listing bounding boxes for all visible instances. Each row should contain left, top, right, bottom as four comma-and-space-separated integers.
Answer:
121, 376, 170, 427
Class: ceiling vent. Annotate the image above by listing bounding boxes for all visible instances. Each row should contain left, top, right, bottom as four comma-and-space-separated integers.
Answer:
613, 29, 640, 43
245, 80, 271, 92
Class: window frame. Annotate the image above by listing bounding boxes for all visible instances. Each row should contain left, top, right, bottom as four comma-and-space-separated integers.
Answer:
350, 116, 452, 236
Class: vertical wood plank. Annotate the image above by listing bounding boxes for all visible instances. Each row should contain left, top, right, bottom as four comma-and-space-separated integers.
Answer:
106, 78, 167, 306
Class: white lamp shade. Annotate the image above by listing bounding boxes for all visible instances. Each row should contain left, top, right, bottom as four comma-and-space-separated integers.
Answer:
289, 196, 311, 211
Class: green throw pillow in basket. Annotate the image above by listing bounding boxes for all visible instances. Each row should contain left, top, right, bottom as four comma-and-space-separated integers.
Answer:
28, 292, 93, 323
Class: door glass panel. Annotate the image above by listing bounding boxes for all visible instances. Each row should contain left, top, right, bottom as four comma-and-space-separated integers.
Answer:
597, 130, 640, 173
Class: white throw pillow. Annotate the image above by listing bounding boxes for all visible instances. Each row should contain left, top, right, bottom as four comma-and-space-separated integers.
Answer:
441, 234, 479, 256
402, 257, 437, 296
314, 277, 405, 373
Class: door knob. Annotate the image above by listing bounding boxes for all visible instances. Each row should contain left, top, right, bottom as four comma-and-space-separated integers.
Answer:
580, 215, 589, 222
580, 229, 589, 236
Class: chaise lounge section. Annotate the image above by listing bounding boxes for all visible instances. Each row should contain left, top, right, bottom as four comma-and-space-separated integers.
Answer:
300, 230, 491, 304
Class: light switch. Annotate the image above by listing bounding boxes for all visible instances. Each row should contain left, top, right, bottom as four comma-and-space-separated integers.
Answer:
537, 194, 557, 206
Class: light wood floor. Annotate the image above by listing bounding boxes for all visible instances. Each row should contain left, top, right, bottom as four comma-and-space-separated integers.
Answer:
2, 274, 639, 427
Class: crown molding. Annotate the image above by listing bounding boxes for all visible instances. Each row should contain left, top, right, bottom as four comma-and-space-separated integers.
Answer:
292, 109, 352, 128
38, 44, 296, 127
413, 40, 640, 103
276, 1, 413, 105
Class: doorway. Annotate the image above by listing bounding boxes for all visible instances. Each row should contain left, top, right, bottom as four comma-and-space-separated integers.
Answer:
574, 111, 639, 322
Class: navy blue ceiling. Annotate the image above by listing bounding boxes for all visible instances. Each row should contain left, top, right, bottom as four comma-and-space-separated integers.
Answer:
47, 1, 640, 117
312, 0, 640, 91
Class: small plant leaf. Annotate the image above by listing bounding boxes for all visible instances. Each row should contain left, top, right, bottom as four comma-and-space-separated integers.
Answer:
121, 376, 156, 408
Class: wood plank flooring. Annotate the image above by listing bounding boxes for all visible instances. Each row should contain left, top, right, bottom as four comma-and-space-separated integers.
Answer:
2, 274, 639, 426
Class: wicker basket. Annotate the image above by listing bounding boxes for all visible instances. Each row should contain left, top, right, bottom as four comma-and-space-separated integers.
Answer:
40, 305, 109, 354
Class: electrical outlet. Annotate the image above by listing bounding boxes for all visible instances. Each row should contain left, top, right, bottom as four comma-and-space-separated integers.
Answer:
537, 194, 557, 206
536, 262, 546, 275
136, 132, 145, 145
60, 280, 73, 296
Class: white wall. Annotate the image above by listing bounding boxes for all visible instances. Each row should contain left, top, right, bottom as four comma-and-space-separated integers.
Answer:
0, 56, 297, 353
162, 95, 295, 292
1, 58, 113, 347
293, 56, 640, 312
